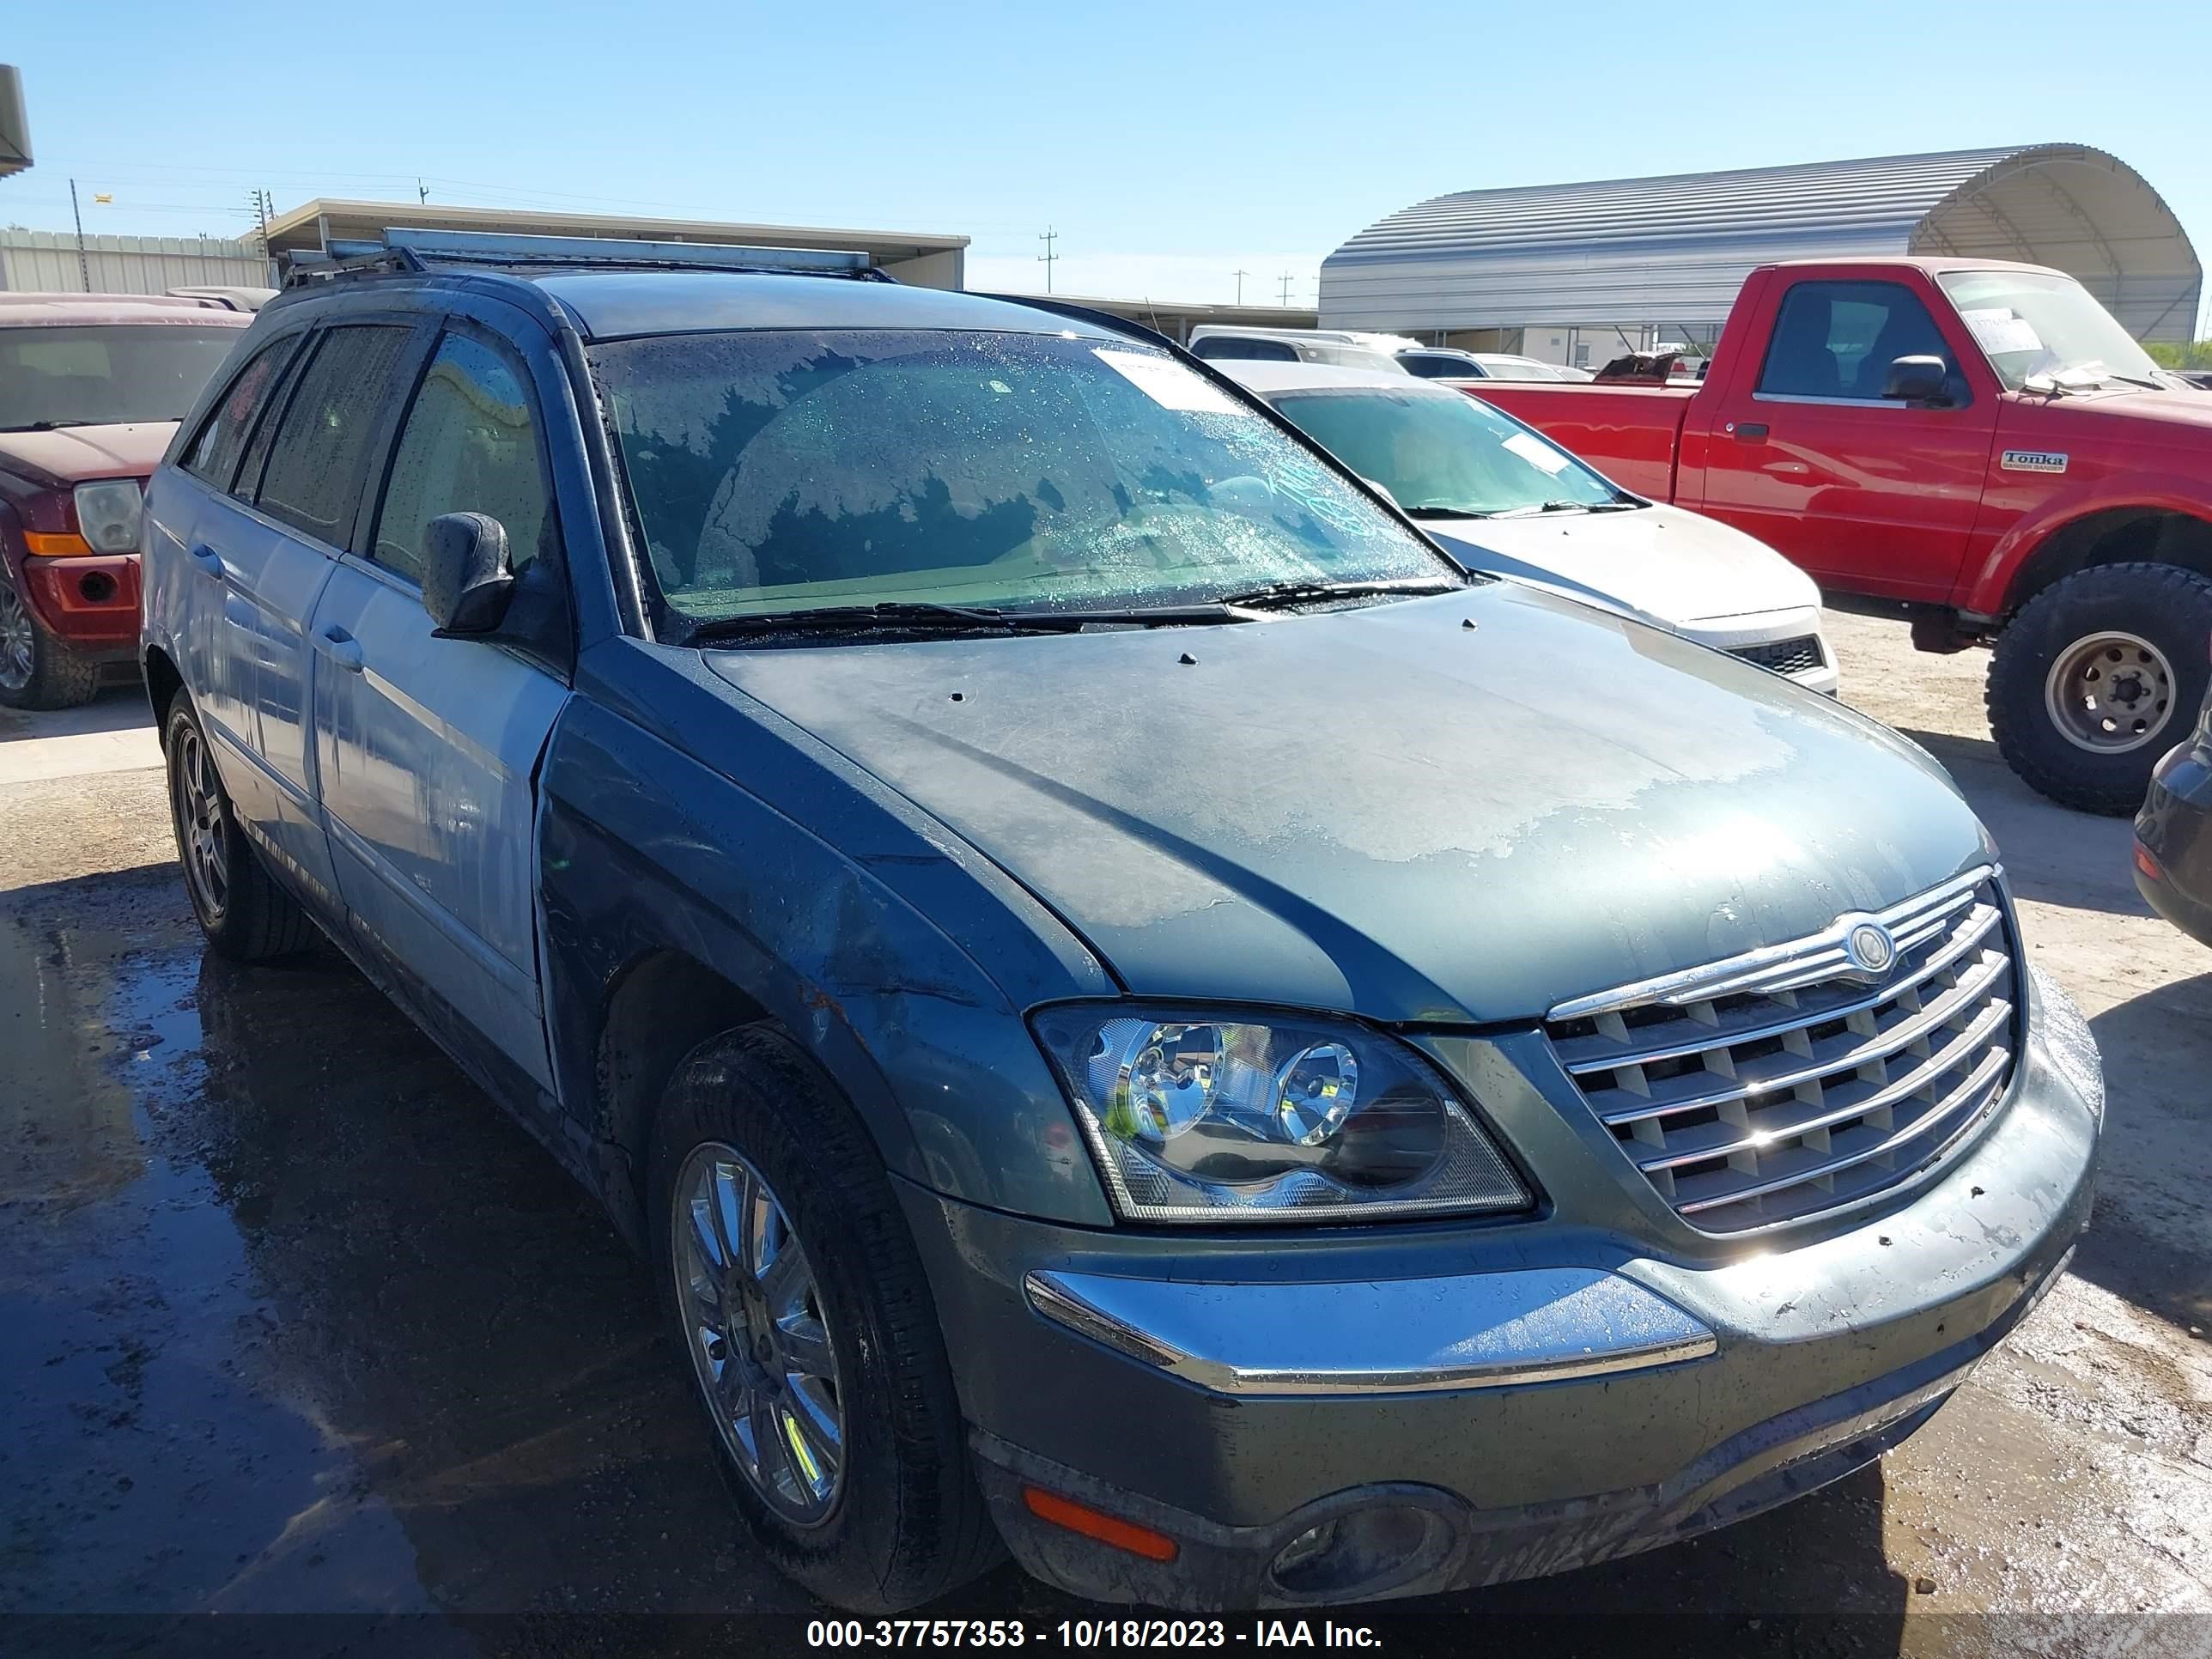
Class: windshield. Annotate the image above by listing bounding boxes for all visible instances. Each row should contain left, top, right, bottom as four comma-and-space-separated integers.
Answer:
1937, 270, 2163, 391
0, 325, 241, 431
1267, 386, 1623, 517
592, 329, 1451, 627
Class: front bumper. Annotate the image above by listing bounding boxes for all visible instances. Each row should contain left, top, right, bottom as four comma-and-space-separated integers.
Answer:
903, 975, 2099, 1608
2135, 731, 2212, 948
15, 552, 143, 656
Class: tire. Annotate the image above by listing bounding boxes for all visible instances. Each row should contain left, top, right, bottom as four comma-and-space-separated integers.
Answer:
647, 1025, 1000, 1613
0, 570, 100, 709
1986, 562, 2212, 816
163, 695, 319, 961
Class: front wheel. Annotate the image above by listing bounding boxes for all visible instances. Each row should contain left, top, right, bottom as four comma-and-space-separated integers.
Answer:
0, 571, 100, 709
647, 1025, 1000, 1612
1986, 562, 2212, 815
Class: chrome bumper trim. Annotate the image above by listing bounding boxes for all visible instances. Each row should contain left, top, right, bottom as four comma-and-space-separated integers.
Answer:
1023, 1266, 1717, 1397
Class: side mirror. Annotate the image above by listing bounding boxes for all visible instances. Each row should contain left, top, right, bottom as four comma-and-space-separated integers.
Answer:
422, 512, 514, 634
1883, 355, 1950, 404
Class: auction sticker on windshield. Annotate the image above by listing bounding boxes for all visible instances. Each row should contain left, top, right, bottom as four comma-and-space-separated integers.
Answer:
1094, 349, 1250, 416
1503, 430, 1571, 475
1960, 307, 2044, 357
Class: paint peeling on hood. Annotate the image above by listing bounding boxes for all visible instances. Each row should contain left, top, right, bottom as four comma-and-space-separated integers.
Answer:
708, 585, 1989, 1024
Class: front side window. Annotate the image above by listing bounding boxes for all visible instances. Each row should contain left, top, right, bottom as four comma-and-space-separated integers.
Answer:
1759, 281, 1955, 401
1937, 269, 2163, 392
0, 324, 243, 433
1267, 386, 1623, 518
256, 325, 416, 545
374, 333, 553, 586
184, 336, 295, 489
592, 329, 1449, 628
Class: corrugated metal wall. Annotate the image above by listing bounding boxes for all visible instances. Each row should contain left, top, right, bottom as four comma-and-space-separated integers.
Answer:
1322, 145, 2203, 343
0, 229, 272, 295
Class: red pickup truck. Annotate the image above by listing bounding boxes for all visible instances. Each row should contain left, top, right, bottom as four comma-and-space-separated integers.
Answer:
1469, 257, 2212, 814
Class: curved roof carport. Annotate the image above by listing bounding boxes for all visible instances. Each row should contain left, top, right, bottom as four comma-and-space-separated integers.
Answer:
1322, 144, 2201, 343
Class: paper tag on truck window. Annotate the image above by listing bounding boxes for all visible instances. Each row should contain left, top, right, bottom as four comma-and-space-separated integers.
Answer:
1094, 349, 1249, 415
1960, 307, 2044, 356
1502, 430, 1571, 475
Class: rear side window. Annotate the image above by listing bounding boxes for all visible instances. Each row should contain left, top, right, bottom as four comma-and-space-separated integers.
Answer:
183, 337, 295, 489
1758, 281, 1956, 401
255, 325, 415, 545
372, 333, 554, 586
1192, 337, 1298, 362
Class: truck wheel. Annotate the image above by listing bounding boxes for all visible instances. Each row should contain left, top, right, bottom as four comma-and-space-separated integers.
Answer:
1987, 563, 2212, 816
164, 696, 319, 960
0, 571, 100, 709
647, 1025, 1000, 1613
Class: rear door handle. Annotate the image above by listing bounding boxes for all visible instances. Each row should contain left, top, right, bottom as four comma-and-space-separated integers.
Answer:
187, 543, 224, 580
1729, 421, 1769, 441
314, 624, 364, 673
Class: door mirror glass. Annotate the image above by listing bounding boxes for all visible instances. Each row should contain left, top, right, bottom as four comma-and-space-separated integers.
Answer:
1883, 355, 1949, 404
422, 512, 514, 634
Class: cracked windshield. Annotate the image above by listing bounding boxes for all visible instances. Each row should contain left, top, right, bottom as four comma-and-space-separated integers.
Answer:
592, 329, 1451, 628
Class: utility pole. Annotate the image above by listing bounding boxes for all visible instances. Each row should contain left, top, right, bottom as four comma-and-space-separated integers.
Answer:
70, 177, 89, 291
1232, 268, 1249, 305
417, 178, 429, 204
243, 187, 273, 251
1278, 272, 1293, 307
1036, 227, 1058, 294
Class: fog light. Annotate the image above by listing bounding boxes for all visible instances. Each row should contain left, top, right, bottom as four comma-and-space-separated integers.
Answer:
78, 570, 118, 605
1267, 1504, 1452, 1599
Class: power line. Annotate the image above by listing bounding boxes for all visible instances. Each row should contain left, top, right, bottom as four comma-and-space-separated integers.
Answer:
1036, 227, 1057, 294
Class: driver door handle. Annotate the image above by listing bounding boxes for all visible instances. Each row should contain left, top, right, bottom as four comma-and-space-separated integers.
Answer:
186, 543, 224, 580
1730, 421, 1770, 441
314, 624, 364, 673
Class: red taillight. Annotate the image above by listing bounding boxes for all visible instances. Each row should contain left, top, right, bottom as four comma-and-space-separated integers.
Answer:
2135, 842, 2164, 882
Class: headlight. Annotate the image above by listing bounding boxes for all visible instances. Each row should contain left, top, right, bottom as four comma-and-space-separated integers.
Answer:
73, 481, 144, 554
1032, 1005, 1532, 1223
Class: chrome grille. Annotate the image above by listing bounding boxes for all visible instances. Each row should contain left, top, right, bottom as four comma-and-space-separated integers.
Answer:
1729, 635, 1826, 677
1544, 867, 2018, 1233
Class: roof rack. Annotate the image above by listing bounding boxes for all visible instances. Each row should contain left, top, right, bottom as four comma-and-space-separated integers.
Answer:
284, 226, 882, 288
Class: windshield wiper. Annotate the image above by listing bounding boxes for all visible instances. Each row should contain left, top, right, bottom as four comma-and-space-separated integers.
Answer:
1213, 576, 1465, 609
687, 598, 1246, 642
0, 418, 101, 432
689, 600, 1089, 641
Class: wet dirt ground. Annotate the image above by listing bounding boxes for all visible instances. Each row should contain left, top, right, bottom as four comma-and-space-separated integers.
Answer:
2, 616, 2208, 1658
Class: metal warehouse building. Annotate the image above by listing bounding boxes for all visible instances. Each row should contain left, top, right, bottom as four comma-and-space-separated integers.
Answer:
1322, 143, 2203, 364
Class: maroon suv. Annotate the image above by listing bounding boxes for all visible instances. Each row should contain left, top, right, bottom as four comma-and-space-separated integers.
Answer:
0, 294, 247, 707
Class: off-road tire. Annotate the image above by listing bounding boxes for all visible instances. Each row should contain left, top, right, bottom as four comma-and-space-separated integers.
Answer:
0, 573, 100, 709
647, 1025, 1000, 1612
163, 695, 319, 961
1986, 562, 2212, 815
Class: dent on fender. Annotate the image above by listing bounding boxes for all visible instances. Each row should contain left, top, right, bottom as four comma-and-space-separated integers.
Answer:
535, 690, 1115, 1230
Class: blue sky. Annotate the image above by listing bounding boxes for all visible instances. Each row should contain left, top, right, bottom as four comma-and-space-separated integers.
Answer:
7, 0, 2209, 327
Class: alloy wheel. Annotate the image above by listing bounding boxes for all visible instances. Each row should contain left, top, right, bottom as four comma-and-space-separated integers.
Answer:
0, 580, 33, 693
172, 722, 230, 924
672, 1141, 845, 1526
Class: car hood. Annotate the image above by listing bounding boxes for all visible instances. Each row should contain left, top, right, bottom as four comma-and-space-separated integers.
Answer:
707, 586, 1986, 1024
1423, 503, 1820, 629
0, 422, 174, 488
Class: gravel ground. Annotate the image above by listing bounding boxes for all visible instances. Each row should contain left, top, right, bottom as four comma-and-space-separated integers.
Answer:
1, 617, 2206, 1659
